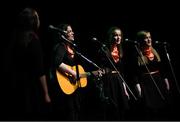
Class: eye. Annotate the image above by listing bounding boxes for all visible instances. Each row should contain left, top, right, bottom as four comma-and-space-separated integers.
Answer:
67, 29, 73, 33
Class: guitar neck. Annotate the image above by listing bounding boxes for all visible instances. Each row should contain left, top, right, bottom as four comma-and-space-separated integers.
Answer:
80, 72, 91, 78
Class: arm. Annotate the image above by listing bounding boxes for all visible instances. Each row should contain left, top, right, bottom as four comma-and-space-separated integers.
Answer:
135, 83, 142, 97
123, 82, 130, 100
31, 37, 51, 103
156, 48, 170, 91
54, 44, 79, 78
58, 63, 104, 78
164, 78, 170, 91
39, 75, 51, 103
58, 63, 77, 78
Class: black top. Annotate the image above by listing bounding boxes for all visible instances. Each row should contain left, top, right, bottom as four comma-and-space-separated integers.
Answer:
133, 47, 167, 84
49, 41, 81, 120
132, 47, 169, 109
97, 46, 129, 120
10, 31, 45, 114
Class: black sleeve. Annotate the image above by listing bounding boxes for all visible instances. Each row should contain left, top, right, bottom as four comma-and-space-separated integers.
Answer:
53, 43, 66, 68
156, 47, 169, 79
121, 43, 140, 87
131, 53, 141, 85
30, 37, 44, 77
159, 56, 169, 79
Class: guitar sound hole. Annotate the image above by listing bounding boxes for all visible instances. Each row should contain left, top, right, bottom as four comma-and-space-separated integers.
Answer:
68, 75, 76, 85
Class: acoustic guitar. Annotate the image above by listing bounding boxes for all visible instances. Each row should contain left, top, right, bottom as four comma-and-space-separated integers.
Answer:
56, 64, 101, 95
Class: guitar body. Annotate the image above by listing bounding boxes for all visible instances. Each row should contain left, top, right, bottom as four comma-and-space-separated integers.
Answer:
56, 65, 87, 95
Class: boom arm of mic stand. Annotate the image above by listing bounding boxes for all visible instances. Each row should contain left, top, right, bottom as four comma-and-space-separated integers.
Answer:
75, 51, 102, 70
59, 34, 102, 71
60, 34, 102, 70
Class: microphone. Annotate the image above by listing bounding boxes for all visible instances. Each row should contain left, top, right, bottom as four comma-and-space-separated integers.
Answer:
124, 39, 139, 44
48, 25, 67, 34
92, 37, 106, 48
154, 41, 169, 45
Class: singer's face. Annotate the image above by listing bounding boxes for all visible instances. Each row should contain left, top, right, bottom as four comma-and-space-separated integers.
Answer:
66, 26, 74, 41
113, 29, 122, 45
142, 32, 152, 47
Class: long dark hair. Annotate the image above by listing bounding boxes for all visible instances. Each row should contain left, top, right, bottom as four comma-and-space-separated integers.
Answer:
13, 8, 39, 48
52, 23, 70, 45
16, 8, 39, 31
57, 23, 69, 32
105, 26, 123, 59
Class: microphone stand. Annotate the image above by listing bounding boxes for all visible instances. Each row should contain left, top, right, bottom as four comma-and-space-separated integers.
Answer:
100, 45, 137, 101
134, 45, 165, 100
163, 44, 180, 95
75, 47, 110, 102
61, 34, 102, 70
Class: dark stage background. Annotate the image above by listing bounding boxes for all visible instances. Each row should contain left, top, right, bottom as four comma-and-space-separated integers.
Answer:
1, 0, 180, 120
